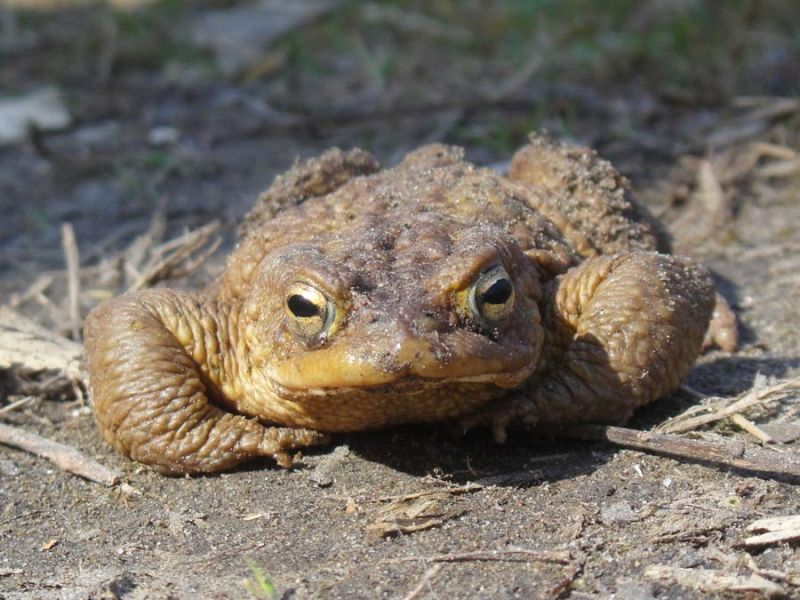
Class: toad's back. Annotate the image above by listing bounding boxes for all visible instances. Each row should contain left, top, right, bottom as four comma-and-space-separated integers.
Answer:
219, 140, 667, 304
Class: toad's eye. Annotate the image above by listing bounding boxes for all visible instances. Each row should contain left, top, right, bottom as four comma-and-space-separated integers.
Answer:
285, 282, 336, 342
467, 266, 515, 329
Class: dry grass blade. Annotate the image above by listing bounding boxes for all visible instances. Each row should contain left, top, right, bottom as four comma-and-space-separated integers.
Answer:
656, 376, 800, 434
749, 142, 797, 161
127, 221, 221, 291
124, 198, 167, 278
697, 159, 733, 227
756, 569, 800, 587
60, 223, 81, 341
705, 97, 800, 149
729, 413, 774, 444
644, 565, 785, 598
401, 564, 443, 600
8, 274, 53, 309
739, 96, 800, 122
757, 157, 800, 178
776, 401, 800, 424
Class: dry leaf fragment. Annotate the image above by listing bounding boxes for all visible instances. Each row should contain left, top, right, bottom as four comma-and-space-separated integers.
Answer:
0, 307, 84, 383
645, 565, 784, 598
367, 512, 464, 538
241, 513, 266, 522
345, 497, 358, 514
743, 515, 800, 548
40, 539, 59, 551
367, 495, 464, 538
0, 88, 71, 146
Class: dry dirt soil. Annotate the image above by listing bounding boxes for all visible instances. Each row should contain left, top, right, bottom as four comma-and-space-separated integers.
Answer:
1, 2, 799, 599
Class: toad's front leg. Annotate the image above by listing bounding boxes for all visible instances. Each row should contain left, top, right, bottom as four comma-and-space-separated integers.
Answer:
463, 253, 715, 437
84, 290, 329, 475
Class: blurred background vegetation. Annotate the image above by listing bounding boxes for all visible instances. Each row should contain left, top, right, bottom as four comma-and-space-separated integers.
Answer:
1, 0, 799, 286
3, 0, 799, 148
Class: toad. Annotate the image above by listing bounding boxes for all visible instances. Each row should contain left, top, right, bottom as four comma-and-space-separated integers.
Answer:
84, 134, 736, 475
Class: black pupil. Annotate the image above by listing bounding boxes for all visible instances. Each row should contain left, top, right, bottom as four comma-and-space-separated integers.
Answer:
288, 294, 322, 318
482, 278, 512, 305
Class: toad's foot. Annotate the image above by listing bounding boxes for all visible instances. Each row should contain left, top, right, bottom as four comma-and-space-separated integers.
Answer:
84, 290, 330, 475
459, 252, 715, 439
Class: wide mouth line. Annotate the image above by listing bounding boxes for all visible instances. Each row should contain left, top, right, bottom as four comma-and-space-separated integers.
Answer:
267, 371, 513, 397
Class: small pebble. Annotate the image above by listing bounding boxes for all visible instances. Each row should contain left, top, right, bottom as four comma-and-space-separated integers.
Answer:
148, 126, 180, 146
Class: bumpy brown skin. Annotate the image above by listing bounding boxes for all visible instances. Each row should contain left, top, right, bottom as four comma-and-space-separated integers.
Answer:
85, 134, 725, 475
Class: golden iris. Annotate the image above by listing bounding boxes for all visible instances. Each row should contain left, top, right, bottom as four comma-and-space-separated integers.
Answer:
285, 282, 337, 342
466, 266, 515, 329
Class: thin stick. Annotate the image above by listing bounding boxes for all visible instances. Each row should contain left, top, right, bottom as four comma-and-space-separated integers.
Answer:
9, 274, 53, 308
401, 564, 443, 600
0, 396, 35, 416
565, 425, 800, 479
60, 223, 81, 341
0, 422, 120, 487
377, 483, 483, 502
391, 548, 571, 565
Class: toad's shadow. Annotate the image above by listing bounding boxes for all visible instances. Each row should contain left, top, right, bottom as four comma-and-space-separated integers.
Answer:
346, 424, 599, 487
344, 354, 799, 486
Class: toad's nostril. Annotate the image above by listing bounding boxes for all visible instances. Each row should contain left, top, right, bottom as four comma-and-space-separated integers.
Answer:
414, 314, 441, 333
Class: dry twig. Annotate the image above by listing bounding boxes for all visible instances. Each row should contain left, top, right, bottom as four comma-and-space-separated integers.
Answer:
391, 547, 571, 565
376, 483, 482, 503
0, 422, 120, 487
565, 425, 800, 479
656, 376, 800, 434
0, 396, 35, 416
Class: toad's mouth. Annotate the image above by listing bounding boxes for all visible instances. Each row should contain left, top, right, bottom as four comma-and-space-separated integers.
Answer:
262, 363, 536, 400
269, 372, 527, 399
250, 322, 541, 398
249, 369, 526, 433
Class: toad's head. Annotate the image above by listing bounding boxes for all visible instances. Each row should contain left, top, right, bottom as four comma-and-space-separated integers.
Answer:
237, 182, 547, 431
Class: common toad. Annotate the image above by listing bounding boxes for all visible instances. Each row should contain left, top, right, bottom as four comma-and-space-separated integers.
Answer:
85, 134, 735, 474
